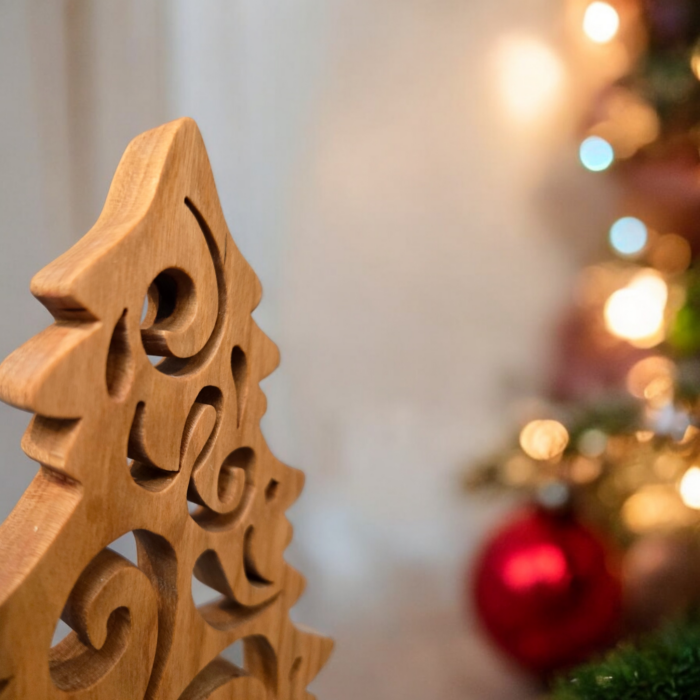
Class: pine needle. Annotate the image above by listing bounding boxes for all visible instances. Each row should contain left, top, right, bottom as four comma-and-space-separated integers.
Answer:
551, 618, 700, 700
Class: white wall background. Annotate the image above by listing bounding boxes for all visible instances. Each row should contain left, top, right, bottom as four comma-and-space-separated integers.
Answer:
0, 1, 606, 697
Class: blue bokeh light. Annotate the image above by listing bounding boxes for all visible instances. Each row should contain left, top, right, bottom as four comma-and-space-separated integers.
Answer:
579, 136, 614, 172
609, 217, 648, 257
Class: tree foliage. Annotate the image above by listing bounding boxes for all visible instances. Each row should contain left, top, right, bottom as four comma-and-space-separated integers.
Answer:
551, 619, 700, 700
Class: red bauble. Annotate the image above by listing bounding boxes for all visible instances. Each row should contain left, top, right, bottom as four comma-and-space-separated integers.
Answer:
471, 508, 622, 675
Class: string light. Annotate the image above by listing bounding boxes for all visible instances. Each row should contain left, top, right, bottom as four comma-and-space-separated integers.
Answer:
692, 42, 700, 81
569, 456, 603, 483
680, 467, 700, 509
495, 35, 565, 125
623, 486, 689, 533
654, 454, 685, 480
650, 234, 691, 274
592, 89, 660, 159
519, 420, 569, 461
503, 454, 536, 486
583, 2, 620, 44
609, 217, 647, 257
604, 270, 667, 345
626, 356, 676, 403
580, 136, 614, 171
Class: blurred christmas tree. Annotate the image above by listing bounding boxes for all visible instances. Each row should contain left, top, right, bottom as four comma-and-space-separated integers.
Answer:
552, 616, 700, 699
465, 0, 700, 688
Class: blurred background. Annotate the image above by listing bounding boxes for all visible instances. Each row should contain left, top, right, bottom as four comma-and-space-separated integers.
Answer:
5, 1, 700, 699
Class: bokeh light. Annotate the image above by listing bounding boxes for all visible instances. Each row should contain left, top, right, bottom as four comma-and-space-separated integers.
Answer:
680, 467, 700, 510
495, 35, 565, 125
580, 136, 614, 171
604, 270, 667, 345
519, 420, 569, 461
576, 263, 622, 307
583, 2, 620, 44
678, 425, 700, 446
591, 89, 660, 159
692, 42, 700, 81
636, 430, 654, 443
650, 234, 692, 275
622, 486, 691, 533
654, 454, 685, 481
609, 217, 647, 257
502, 454, 536, 486
569, 456, 602, 484
577, 429, 608, 457
537, 481, 570, 509
626, 356, 676, 403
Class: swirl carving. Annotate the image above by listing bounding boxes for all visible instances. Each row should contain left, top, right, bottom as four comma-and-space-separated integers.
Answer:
0, 118, 332, 699
50, 548, 159, 698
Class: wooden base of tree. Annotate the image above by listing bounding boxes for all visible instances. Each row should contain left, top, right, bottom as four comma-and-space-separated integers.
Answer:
0, 118, 333, 699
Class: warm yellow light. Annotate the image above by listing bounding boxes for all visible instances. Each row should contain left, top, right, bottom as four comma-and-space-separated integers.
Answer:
636, 430, 654, 443
626, 356, 675, 400
623, 486, 691, 533
592, 89, 660, 159
502, 454, 536, 486
569, 456, 602, 484
680, 466, 700, 509
495, 35, 564, 124
604, 270, 667, 345
650, 234, 692, 275
519, 420, 569, 461
583, 2, 620, 44
678, 425, 700, 446
654, 454, 685, 480
692, 43, 700, 81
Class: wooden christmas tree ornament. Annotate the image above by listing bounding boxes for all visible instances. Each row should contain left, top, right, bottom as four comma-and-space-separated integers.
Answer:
0, 118, 332, 699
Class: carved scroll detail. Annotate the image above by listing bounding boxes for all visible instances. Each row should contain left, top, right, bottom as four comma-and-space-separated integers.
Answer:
0, 118, 332, 699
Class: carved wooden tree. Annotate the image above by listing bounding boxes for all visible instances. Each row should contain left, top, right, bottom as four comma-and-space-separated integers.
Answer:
0, 118, 333, 699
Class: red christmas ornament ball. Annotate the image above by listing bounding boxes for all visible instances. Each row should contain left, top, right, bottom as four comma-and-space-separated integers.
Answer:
471, 508, 622, 675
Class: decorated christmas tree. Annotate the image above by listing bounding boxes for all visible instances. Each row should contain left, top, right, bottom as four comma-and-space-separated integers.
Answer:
464, 0, 700, 692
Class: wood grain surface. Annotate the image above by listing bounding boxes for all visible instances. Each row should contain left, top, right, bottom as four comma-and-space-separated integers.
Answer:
0, 117, 332, 699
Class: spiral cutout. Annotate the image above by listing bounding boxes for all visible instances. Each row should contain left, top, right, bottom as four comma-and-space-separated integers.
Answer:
49, 548, 158, 697
190, 447, 255, 517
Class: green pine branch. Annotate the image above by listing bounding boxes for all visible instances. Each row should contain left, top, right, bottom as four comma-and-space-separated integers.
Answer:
551, 618, 700, 700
